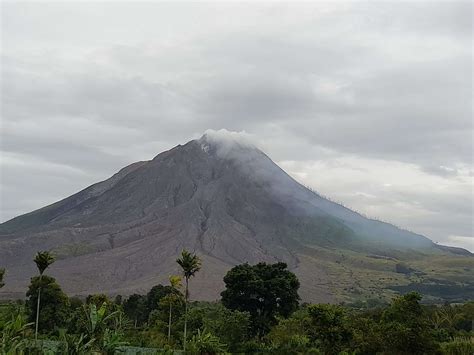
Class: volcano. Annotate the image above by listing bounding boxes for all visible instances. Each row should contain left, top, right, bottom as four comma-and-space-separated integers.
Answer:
1, 131, 472, 302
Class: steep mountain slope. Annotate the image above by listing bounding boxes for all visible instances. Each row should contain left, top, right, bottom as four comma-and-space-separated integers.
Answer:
1, 133, 472, 302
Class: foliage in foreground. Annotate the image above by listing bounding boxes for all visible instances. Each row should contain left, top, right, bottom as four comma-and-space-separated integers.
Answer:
0, 253, 473, 354
2, 291, 473, 355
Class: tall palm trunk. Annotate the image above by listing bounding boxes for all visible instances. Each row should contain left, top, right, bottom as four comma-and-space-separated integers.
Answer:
168, 301, 172, 342
183, 277, 189, 351
35, 274, 42, 340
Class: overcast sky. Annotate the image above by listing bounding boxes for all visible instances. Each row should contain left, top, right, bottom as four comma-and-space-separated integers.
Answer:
1, 1, 472, 251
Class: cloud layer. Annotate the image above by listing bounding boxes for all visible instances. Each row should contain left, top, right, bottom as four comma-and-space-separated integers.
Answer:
1, 2, 472, 250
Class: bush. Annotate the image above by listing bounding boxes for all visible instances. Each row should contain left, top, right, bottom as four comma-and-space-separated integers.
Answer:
441, 337, 474, 355
307, 304, 352, 354
266, 309, 311, 348
187, 328, 227, 354
380, 292, 439, 354
124, 328, 170, 349
0, 310, 33, 353
270, 334, 311, 354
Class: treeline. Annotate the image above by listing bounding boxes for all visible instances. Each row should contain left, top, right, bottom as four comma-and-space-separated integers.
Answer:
0, 251, 473, 354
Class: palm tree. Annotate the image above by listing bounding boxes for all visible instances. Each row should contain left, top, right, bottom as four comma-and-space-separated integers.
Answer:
164, 275, 182, 343
0, 268, 5, 289
33, 251, 55, 340
176, 250, 201, 351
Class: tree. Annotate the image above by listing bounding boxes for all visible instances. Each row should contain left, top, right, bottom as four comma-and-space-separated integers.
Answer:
26, 275, 69, 333
159, 275, 184, 343
86, 294, 110, 308
146, 284, 175, 314
200, 305, 251, 351
221, 262, 300, 335
454, 301, 474, 332
69, 297, 84, 311
0, 268, 5, 289
173, 302, 250, 351
176, 249, 201, 351
32, 251, 55, 339
307, 304, 352, 353
349, 314, 384, 354
114, 295, 123, 306
380, 292, 438, 354
123, 294, 148, 327
266, 308, 311, 351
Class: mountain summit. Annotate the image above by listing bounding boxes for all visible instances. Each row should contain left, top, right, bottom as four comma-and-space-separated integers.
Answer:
1, 130, 472, 302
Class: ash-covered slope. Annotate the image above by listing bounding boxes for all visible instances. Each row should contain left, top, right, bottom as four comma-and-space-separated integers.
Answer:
0, 132, 471, 302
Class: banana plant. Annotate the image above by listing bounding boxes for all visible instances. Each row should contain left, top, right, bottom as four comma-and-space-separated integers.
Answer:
187, 328, 227, 354
100, 328, 129, 354
82, 302, 120, 338
58, 329, 95, 355
1, 311, 33, 354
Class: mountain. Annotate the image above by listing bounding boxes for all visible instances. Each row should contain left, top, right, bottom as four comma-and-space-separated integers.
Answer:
1, 131, 472, 303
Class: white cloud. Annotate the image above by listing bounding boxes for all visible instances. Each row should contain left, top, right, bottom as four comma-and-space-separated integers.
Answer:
442, 236, 474, 253
279, 155, 472, 247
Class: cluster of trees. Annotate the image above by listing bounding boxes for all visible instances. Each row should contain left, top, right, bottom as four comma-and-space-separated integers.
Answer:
0, 252, 473, 354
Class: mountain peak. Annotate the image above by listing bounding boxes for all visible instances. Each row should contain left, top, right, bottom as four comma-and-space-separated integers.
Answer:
198, 129, 258, 157
200, 128, 255, 146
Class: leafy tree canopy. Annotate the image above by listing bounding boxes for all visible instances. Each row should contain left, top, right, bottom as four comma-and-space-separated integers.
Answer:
307, 304, 352, 354
201, 305, 250, 350
26, 275, 69, 333
221, 262, 300, 334
86, 294, 110, 307
33, 251, 55, 275
176, 250, 201, 281
123, 294, 148, 327
381, 292, 438, 354
146, 284, 176, 313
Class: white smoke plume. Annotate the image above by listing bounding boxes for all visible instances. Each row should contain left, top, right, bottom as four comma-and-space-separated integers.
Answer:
200, 129, 260, 159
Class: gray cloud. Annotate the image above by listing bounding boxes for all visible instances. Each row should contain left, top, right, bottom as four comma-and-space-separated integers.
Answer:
1, 1, 472, 250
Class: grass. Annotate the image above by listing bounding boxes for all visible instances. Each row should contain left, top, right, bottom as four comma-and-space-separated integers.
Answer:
441, 336, 474, 355
299, 244, 474, 304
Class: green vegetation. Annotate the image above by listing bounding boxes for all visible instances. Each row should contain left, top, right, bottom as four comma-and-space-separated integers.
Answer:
0, 250, 473, 354
0, 268, 5, 289
32, 250, 55, 340
221, 262, 300, 336
26, 275, 69, 333
176, 249, 201, 351
297, 245, 474, 304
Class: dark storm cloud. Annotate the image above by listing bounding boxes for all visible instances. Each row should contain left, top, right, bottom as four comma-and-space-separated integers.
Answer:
1, 1, 472, 249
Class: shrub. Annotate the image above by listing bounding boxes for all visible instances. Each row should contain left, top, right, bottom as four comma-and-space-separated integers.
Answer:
187, 328, 227, 354
307, 304, 352, 354
440, 337, 474, 355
